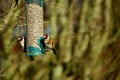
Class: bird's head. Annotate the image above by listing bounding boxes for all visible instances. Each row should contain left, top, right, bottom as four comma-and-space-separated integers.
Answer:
43, 33, 49, 39
18, 37, 24, 42
17, 36, 25, 48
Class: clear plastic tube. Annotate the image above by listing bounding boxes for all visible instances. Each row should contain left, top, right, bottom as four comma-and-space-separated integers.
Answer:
25, 0, 44, 55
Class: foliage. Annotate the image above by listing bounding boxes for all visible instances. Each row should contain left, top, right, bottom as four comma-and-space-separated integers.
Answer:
0, 0, 120, 80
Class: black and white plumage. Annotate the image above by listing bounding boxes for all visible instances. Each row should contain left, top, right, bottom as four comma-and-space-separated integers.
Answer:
18, 37, 34, 60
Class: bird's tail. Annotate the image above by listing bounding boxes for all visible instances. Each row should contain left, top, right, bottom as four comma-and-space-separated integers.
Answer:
52, 48, 57, 55
30, 56, 34, 61
14, 4, 17, 8
14, 0, 18, 8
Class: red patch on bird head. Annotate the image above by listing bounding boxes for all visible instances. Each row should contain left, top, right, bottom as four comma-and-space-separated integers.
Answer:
44, 33, 49, 39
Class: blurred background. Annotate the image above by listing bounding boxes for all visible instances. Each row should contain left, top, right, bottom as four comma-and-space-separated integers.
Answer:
0, 0, 120, 80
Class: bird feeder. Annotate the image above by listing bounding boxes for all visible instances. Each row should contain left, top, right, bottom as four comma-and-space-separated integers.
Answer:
25, 0, 44, 55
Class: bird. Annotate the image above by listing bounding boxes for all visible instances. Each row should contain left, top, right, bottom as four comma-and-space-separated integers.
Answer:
14, 0, 19, 8
18, 36, 34, 61
43, 33, 57, 55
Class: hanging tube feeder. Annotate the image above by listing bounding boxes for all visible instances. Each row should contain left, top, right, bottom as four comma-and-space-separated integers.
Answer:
25, 0, 44, 56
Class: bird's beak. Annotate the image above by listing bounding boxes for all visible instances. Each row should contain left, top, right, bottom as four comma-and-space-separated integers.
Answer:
43, 35, 46, 39
18, 37, 20, 40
